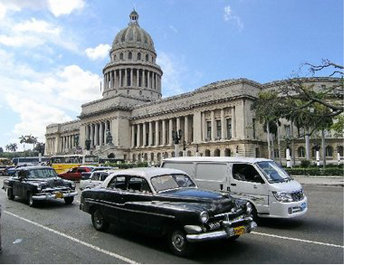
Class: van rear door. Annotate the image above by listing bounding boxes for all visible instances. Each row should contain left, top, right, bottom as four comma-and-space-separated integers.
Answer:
228, 163, 269, 214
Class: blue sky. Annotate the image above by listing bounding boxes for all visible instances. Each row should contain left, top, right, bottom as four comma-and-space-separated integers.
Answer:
0, 0, 343, 151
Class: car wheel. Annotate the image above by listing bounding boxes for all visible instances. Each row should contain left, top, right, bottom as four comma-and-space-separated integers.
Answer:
64, 197, 74, 205
226, 235, 240, 241
168, 228, 193, 257
7, 188, 14, 200
27, 192, 34, 207
91, 209, 109, 231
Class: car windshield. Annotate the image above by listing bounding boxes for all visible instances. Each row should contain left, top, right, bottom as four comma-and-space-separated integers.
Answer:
150, 174, 196, 193
256, 161, 292, 183
28, 168, 58, 179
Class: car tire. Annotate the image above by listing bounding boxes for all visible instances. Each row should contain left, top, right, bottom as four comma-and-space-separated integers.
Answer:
226, 235, 240, 241
168, 228, 193, 257
64, 197, 74, 205
91, 209, 109, 232
7, 188, 14, 200
27, 192, 34, 207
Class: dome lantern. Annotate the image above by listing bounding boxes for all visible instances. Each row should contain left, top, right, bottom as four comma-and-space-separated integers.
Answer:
129, 9, 139, 25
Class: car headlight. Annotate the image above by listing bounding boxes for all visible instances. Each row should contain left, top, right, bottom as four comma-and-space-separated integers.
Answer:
246, 202, 253, 214
199, 211, 209, 223
272, 191, 293, 202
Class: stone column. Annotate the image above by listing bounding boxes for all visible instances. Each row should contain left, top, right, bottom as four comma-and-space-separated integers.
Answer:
142, 122, 147, 147
147, 71, 151, 88
131, 124, 135, 148
211, 110, 215, 141
176, 117, 180, 132
141, 69, 146, 87
136, 123, 141, 147
148, 121, 153, 146
202, 112, 206, 141
162, 120, 166, 146
90, 124, 94, 147
155, 73, 158, 90
184, 115, 189, 143
169, 118, 173, 146
137, 69, 140, 87
95, 123, 99, 146
155, 120, 159, 146
119, 69, 122, 88
221, 108, 225, 139
99, 122, 104, 146
231, 107, 236, 138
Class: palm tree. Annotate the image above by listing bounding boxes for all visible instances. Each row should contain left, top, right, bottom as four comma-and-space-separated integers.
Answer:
6, 143, 18, 152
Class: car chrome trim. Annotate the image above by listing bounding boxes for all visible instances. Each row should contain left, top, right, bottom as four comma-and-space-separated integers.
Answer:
85, 198, 176, 219
32, 191, 78, 200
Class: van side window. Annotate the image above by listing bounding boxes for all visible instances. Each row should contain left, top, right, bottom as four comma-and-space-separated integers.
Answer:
232, 164, 264, 183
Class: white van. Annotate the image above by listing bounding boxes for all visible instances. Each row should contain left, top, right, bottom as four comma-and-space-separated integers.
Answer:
162, 157, 307, 219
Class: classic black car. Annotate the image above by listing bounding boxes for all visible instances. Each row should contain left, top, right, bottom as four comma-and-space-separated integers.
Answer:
80, 167, 257, 256
3, 166, 77, 207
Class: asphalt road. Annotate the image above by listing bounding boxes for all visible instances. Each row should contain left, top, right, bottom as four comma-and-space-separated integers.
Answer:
0, 178, 344, 264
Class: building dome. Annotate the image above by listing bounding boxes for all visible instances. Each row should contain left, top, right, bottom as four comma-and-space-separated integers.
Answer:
111, 10, 155, 53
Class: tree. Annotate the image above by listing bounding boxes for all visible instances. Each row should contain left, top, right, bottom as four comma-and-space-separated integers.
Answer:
34, 142, 45, 156
6, 143, 18, 152
0, 147, 3, 153
19, 134, 38, 150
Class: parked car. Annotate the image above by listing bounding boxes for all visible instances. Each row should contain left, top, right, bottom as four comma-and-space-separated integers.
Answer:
79, 170, 116, 190
0, 166, 7, 176
58, 166, 95, 181
162, 157, 308, 219
3, 166, 77, 207
80, 167, 256, 256
80, 166, 116, 180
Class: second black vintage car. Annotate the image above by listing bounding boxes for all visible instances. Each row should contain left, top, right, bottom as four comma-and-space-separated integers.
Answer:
3, 166, 77, 207
80, 167, 257, 256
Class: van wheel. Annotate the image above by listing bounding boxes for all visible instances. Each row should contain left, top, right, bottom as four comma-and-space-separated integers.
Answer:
7, 188, 14, 200
91, 209, 109, 231
168, 228, 193, 257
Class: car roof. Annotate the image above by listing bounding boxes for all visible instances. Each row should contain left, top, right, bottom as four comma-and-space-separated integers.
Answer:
15, 166, 54, 171
162, 156, 272, 164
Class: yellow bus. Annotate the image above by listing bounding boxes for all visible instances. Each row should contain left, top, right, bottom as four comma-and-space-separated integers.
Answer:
50, 155, 99, 174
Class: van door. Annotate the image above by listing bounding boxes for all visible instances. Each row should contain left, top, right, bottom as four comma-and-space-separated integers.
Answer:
195, 163, 228, 192
229, 163, 269, 214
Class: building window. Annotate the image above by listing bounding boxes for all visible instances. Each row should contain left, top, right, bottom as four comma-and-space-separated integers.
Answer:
120, 53, 123, 60
226, 118, 232, 139
113, 55, 117, 61
252, 118, 256, 139
326, 146, 333, 157
205, 149, 210, 157
128, 52, 132, 60
274, 149, 279, 158
285, 125, 290, 137
298, 146, 305, 157
337, 146, 344, 156
137, 52, 141, 60
206, 121, 211, 140
216, 120, 221, 139
255, 148, 260, 157
145, 54, 149, 62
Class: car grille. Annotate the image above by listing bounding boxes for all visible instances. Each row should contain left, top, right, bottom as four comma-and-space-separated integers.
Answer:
291, 190, 304, 201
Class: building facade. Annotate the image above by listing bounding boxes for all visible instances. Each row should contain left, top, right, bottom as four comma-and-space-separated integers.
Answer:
45, 10, 344, 164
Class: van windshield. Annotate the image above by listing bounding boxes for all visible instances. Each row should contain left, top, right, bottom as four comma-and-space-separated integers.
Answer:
256, 161, 292, 183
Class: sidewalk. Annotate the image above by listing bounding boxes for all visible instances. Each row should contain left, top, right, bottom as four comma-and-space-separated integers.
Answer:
292, 175, 344, 187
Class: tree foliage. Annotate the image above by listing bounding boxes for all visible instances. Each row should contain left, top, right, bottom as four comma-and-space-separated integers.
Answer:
5, 143, 18, 152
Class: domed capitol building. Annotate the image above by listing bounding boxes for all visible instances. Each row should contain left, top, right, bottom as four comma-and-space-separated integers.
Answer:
45, 10, 343, 163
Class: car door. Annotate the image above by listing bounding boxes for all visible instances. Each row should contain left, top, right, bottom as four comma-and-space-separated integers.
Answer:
104, 175, 128, 224
12, 170, 28, 198
228, 163, 270, 214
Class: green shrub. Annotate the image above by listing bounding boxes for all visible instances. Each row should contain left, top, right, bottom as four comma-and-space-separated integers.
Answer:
300, 160, 311, 168
285, 167, 344, 176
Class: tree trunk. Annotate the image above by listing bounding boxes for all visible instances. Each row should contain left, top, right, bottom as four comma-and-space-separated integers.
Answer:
291, 121, 296, 166
305, 129, 310, 160
266, 121, 271, 159
277, 123, 282, 165
321, 129, 326, 169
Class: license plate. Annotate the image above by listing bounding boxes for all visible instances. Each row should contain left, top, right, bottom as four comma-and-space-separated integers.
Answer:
233, 226, 246, 236
301, 202, 307, 210
55, 192, 63, 198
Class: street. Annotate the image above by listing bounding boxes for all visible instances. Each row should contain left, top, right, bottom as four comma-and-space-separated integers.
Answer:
0, 178, 343, 264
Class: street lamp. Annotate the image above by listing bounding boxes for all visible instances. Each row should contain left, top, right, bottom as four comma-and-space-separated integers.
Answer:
172, 129, 182, 157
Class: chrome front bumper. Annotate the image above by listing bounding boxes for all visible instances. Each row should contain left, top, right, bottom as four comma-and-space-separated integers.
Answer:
32, 191, 78, 200
186, 217, 257, 242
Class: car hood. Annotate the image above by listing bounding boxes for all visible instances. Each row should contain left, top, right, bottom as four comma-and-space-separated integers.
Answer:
269, 179, 303, 193
27, 177, 70, 188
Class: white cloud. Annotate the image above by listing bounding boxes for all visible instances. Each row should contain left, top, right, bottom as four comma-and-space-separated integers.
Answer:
0, 17, 78, 52
47, 0, 85, 17
0, 49, 102, 144
223, 5, 244, 31
157, 51, 186, 96
85, 44, 111, 60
